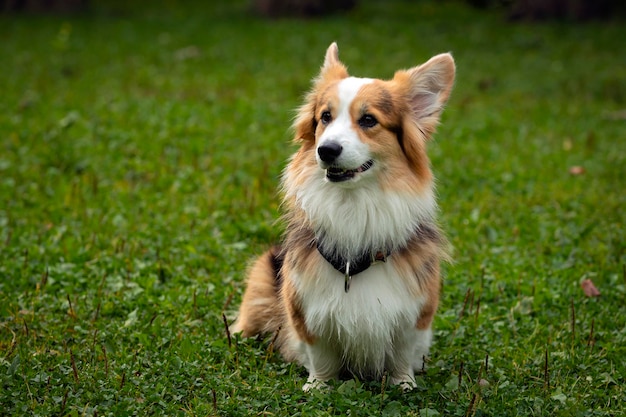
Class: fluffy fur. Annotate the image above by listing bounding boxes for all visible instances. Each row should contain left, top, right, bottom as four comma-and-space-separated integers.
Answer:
232, 43, 455, 391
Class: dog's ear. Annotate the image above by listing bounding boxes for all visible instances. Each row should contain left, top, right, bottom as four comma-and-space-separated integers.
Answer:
393, 54, 455, 177
323, 42, 340, 69
396, 53, 455, 134
321, 42, 347, 78
293, 43, 349, 143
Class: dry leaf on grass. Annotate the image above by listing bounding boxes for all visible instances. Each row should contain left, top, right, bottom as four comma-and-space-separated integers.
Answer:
581, 279, 600, 297
569, 166, 586, 176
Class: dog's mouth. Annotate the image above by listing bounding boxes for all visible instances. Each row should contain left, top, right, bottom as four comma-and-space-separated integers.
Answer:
326, 160, 374, 182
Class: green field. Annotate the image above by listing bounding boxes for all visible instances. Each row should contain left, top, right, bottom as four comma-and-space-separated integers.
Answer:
1, 1, 625, 415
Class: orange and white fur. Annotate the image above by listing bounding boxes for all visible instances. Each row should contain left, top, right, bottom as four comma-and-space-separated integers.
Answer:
232, 43, 455, 391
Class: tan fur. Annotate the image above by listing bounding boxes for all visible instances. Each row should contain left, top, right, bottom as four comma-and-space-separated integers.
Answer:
282, 277, 317, 345
232, 246, 283, 338
294, 43, 348, 145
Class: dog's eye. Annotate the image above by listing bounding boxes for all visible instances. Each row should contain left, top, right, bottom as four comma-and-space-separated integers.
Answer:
358, 114, 378, 129
320, 111, 332, 125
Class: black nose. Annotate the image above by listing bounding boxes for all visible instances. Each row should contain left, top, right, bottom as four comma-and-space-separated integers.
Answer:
317, 141, 343, 163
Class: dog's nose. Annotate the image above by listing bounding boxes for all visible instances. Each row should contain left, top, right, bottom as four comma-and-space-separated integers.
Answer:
317, 141, 343, 163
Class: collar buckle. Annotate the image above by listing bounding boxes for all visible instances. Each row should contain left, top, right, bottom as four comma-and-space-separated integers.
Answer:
371, 251, 387, 265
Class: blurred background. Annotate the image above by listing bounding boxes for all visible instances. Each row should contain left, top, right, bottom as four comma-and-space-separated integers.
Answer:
1, 1, 625, 415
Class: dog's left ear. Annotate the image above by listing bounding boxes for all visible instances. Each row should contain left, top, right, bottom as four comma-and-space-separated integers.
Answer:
393, 54, 455, 177
397, 53, 455, 131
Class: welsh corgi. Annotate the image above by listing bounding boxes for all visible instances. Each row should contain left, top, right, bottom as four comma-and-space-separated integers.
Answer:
232, 43, 455, 391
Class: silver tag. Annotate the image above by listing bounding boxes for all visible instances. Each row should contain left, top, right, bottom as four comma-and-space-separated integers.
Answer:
344, 260, 352, 293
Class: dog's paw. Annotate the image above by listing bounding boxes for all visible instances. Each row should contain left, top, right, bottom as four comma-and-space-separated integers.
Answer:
229, 321, 242, 335
389, 375, 417, 392
302, 378, 329, 392
399, 381, 417, 392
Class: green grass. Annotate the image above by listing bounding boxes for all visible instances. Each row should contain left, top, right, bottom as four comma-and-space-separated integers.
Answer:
1, 0, 625, 415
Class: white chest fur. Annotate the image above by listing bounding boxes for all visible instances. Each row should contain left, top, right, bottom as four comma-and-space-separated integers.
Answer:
294, 259, 425, 375
287, 172, 436, 261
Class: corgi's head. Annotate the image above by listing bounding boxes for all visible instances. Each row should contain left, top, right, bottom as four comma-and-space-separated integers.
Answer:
292, 42, 455, 192
283, 43, 455, 258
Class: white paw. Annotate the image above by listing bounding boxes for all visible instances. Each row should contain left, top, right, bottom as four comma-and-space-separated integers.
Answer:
302, 378, 329, 392
229, 321, 242, 335
389, 375, 417, 392
399, 381, 417, 392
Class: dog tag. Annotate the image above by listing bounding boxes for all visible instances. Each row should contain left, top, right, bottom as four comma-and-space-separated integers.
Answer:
344, 260, 352, 293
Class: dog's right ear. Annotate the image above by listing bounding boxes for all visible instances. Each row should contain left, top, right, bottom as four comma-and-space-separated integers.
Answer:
323, 42, 339, 68
319, 42, 349, 82
294, 42, 349, 143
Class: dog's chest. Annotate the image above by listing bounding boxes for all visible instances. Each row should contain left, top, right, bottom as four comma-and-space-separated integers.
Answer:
297, 261, 423, 351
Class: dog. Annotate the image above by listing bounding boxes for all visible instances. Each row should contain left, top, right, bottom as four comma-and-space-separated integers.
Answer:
232, 42, 455, 391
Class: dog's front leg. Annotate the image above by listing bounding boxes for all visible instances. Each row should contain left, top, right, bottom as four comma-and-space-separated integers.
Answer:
388, 361, 416, 391
302, 339, 341, 391
411, 327, 433, 374
388, 327, 433, 391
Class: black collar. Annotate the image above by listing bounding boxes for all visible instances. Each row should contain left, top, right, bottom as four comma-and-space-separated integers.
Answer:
316, 241, 389, 292
313, 224, 440, 293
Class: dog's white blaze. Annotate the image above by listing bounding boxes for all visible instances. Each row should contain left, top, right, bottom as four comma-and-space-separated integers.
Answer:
316, 77, 373, 169
293, 261, 428, 379
336, 76, 373, 117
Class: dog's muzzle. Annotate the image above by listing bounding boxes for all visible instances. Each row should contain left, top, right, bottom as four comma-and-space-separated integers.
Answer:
325, 160, 374, 182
